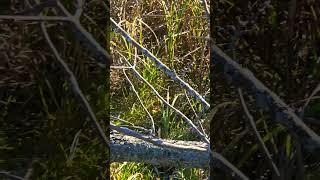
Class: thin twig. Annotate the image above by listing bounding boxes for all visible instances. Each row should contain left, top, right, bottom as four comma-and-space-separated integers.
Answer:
184, 90, 208, 137
68, 129, 82, 161
121, 56, 209, 143
123, 70, 156, 134
111, 115, 152, 133
209, 151, 249, 180
0, 2, 111, 66
0, 171, 25, 180
185, 89, 198, 117
200, 0, 210, 17
301, 83, 320, 117
111, 65, 133, 69
40, 22, 109, 146
238, 88, 280, 177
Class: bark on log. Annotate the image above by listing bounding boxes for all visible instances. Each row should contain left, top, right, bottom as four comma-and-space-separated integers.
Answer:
110, 132, 209, 169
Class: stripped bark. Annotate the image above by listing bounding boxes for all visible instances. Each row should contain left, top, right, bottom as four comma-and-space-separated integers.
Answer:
110, 132, 209, 168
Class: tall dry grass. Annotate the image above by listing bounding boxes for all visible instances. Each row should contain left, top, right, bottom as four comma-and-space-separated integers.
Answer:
110, 0, 210, 179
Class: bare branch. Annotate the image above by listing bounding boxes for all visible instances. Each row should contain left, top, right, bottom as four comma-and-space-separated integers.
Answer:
54, 1, 110, 65
238, 88, 280, 177
0, 171, 25, 180
40, 22, 109, 147
123, 69, 156, 134
200, 0, 210, 17
184, 90, 208, 138
75, 0, 85, 19
301, 83, 320, 117
110, 18, 210, 110
209, 151, 249, 180
121, 56, 209, 143
211, 43, 320, 152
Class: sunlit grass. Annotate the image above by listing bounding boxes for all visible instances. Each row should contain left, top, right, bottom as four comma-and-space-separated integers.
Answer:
110, 0, 209, 178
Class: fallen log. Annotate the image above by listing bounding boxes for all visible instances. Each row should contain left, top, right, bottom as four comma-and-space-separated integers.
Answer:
110, 132, 209, 169
110, 126, 249, 179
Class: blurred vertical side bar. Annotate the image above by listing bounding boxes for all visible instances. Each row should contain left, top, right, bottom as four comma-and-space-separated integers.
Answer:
106, 0, 111, 179
209, 0, 229, 179
209, 0, 215, 179
209, 0, 213, 179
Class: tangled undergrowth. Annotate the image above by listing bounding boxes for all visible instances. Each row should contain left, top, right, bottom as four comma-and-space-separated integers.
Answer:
110, 0, 210, 179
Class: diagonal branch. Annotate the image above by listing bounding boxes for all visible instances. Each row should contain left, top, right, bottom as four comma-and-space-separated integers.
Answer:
120, 56, 209, 143
0, 171, 25, 180
40, 22, 109, 147
211, 43, 320, 152
123, 69, 156, 134
200, 0, 210, 17
238, 88, 280, 177
110, 18, 210, 110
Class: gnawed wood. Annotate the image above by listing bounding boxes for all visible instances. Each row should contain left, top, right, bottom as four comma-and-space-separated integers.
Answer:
110, 132, 209, 168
